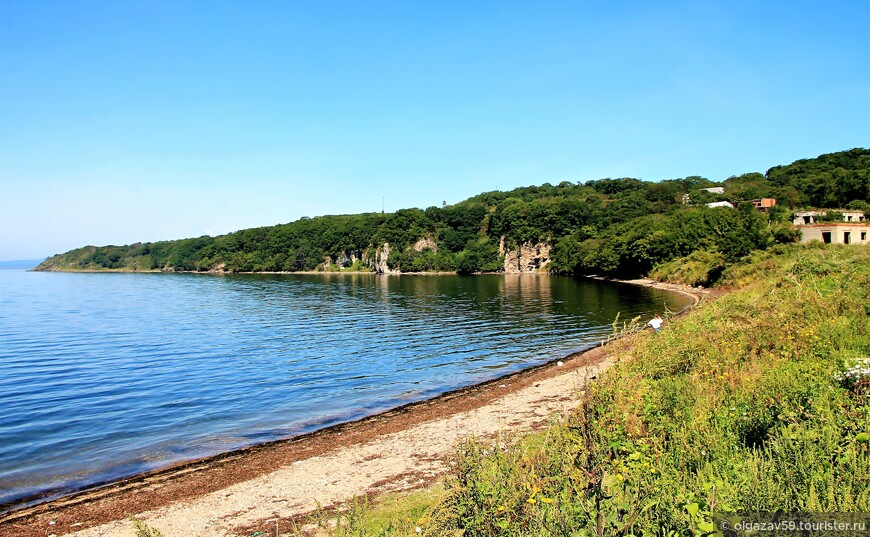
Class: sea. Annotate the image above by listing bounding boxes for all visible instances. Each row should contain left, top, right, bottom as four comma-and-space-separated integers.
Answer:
0, 269, 690, 509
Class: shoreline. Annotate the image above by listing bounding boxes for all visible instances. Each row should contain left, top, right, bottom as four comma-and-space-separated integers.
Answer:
1, 347, 610, 536
32, 268, 543, 275
0, 342, 598, 513
0, 280, 710, 537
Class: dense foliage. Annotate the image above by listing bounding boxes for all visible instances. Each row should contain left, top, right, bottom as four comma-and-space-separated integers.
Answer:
37, 148, 870, 277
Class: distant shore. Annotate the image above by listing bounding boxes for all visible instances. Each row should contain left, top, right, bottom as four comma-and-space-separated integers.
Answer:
0, 280, 710, 537
29, 267, 714, 297
33, 267, 483, 275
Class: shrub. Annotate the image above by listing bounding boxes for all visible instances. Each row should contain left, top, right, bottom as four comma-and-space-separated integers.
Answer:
650, 249, 726, 287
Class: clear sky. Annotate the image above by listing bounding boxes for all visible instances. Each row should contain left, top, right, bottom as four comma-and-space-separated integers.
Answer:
1, 1, 868, 260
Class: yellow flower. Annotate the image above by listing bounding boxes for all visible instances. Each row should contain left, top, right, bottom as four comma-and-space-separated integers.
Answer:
541, 497, 554, 504
527, 498, 537, 504
497, 505, 506, 512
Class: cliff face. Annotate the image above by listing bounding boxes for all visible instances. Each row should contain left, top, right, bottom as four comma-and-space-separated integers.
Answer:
412, 237, 438, 253
500, 238, 551, 273
334, 251, 359, 268
373, 243, 393, 274
319, 246, 386, 272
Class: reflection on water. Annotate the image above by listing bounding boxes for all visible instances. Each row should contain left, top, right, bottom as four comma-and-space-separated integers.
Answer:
0, 270, 689, 508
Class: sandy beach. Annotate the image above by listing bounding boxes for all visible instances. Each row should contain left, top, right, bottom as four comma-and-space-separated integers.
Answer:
0, 280, 709, 537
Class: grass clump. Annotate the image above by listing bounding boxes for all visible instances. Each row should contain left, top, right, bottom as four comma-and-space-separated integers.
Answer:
303, 487, 449, 536
129, 515, 165, 537
435, 244, 870, 535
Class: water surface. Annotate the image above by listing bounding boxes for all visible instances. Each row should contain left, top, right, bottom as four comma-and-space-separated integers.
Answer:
0, 270, 689, 508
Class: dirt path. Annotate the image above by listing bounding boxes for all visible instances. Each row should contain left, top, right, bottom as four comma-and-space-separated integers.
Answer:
1, 280, 710, 537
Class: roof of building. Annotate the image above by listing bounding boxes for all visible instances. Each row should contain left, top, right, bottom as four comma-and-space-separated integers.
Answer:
797, 222, 870, 228
794, 209, 865, 214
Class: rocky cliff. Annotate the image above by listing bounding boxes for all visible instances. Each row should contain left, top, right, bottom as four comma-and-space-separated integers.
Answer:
412, 237, 438, 253
500, 238, 551, 273
373, 243, 394, 274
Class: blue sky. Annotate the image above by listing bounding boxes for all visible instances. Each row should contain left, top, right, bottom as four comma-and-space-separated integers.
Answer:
1, 1, 868, 260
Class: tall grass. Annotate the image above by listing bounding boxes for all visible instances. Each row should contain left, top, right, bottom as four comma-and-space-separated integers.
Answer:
434, 245, 870, 535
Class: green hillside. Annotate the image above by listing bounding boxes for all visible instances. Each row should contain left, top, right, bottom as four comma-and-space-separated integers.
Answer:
36, 148, 870, 277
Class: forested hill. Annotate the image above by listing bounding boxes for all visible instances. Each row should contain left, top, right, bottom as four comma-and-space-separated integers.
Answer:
36, 148, 870, 279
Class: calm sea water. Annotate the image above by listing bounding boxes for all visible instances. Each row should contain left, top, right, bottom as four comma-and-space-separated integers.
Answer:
0, 270, 689, 508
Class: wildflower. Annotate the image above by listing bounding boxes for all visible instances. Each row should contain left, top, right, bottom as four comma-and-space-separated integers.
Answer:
836, 364, 870, 392
541, 497, 554, 504
527, 498, 537, 504
497, 505, 506, 512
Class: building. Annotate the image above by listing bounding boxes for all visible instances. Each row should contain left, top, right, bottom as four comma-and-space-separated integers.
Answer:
752, 198, 777, 211
792, 210, 868, 244
700, 187, 725, 195
705, 201, 734, 209
792, 210, 866, 226
798, 224, 869, 244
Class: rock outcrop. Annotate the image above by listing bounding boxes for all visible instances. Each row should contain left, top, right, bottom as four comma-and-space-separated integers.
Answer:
374, 243, 394, 274
334, 251, 359, 268
502, 240, 551, 273
412, 237, 438, 253
318, 250, 364, 271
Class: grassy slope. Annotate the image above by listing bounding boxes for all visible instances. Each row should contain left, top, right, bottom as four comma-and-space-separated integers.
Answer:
286, 244, 869, 536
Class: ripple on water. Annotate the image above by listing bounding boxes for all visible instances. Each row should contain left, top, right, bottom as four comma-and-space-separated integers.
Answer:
0, 270, 690, 508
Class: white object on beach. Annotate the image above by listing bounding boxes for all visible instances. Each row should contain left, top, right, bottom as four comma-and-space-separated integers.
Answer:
557, 361, 564, 367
